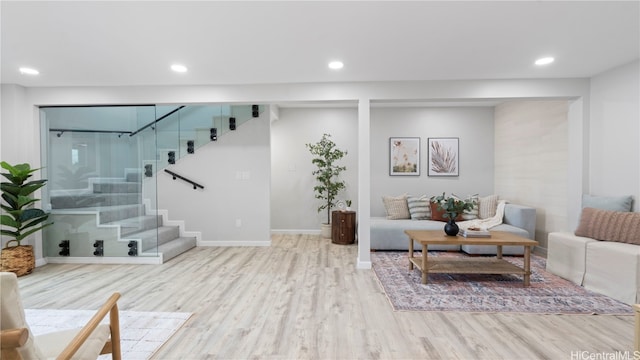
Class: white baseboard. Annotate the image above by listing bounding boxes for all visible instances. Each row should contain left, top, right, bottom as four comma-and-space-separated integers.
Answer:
357, 256, 372, 269
197, 240, 271, 247
270, 229, 321, 235
45, 256, 162, 265
35, 258, 48, 267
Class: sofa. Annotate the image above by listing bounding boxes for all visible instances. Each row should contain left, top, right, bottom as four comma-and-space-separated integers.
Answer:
546, 195, 639, 305
371, 194, 536, 254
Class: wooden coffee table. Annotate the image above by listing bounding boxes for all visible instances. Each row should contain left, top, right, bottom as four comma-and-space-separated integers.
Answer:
404, 230, 539, 286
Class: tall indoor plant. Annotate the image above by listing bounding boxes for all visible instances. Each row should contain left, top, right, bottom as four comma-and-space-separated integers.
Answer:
1, 161, 52, 276
306, 134, 347, 238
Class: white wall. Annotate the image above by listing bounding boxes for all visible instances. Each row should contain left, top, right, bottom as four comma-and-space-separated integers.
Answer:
589, 60, 640, 210
0, 85, 39, 166
1, 78, 593, 266
270, 107, 358, 231
370, 107, 495, 216
494, 100, 569, 249
157, 111, 271, 244
0, 85, 44, 258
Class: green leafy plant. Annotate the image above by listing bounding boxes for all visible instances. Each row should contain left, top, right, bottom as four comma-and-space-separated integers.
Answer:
306, 134, 347, 224
431, 192, 475, 220
1, 162, 53, 244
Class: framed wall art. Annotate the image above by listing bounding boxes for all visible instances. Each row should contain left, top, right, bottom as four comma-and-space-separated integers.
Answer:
428, 137, 459, 176
389, 137, 420, 176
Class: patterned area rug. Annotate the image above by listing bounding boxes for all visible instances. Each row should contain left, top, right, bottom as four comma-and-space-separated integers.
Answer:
25, 309, 192, 359
372, 251, 633, 315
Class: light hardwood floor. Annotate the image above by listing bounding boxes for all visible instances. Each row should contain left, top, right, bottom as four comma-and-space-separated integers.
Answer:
18, 234, 634, 359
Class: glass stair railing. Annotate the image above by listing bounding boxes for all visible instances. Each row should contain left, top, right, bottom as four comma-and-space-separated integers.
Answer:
40, 103, 265, 262
151, 104, 264, 172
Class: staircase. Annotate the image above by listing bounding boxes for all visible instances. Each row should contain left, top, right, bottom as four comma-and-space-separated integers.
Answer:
48, 173, 197, 263
43, 103, 264, 263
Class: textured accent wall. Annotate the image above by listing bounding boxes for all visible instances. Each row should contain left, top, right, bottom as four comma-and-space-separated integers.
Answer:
494, 100, 569, 249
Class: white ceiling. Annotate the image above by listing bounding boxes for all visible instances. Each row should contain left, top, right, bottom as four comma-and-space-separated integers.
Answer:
1, 1, 638, 88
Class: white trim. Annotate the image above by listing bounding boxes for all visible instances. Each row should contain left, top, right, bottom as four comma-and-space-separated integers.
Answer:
197, 240, 271, 247
45, 256, 162, 265
357, 257, 372, 269
357, 98, 372, 268
35, 258, 48, 267
270, 229, 321, 235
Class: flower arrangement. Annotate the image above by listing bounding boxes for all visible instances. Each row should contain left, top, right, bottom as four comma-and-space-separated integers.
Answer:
430, 192, 476, 221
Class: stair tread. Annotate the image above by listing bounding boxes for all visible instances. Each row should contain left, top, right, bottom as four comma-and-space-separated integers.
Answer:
125, 225, 178, 238
143, 237, 197, 262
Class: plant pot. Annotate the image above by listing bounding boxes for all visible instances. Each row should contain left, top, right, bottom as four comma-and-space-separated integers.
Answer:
321, 223, 332, 239
444, 219, 459, 236
1, 241, 35, 277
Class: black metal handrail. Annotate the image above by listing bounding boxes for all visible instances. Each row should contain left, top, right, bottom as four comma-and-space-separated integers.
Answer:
129, 105, 185, 137
49, 129, 133, 137
164, 169, 204, 190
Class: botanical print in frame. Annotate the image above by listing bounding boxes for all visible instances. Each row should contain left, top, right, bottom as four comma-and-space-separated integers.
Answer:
389, 137, 420, 176
428, 137, 459, 176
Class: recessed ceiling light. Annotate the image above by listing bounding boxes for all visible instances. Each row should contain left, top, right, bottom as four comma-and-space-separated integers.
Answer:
19, 67, 39, 75
535, 57, 555, 66
171, 64, 188, 73
328, 61, 344, 70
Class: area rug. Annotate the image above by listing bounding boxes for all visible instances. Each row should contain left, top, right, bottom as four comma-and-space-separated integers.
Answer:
371, 251, 633, 315
25, 309, 192, 359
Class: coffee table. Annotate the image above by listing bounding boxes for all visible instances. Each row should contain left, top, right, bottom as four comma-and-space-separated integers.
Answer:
404, 230, 539, 286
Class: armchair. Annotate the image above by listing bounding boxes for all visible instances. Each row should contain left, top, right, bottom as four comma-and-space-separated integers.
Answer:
0, 272, 121, 360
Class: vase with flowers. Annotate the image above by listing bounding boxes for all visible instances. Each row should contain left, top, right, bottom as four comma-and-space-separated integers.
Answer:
431, 192, 475, 236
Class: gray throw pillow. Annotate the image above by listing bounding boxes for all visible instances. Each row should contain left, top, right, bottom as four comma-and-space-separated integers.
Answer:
582, 194, 633, 212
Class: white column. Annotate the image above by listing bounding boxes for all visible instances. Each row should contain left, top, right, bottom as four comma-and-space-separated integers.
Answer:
567, 97, 587, 230
357, 98, 371, 269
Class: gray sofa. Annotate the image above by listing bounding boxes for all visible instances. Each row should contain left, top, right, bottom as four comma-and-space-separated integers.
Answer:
370, 203, 536, 255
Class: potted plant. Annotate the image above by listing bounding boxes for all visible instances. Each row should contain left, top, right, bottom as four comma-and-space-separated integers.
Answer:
431, 192, 475, 236
306, 134, 347, 238
1, 161, 53, 276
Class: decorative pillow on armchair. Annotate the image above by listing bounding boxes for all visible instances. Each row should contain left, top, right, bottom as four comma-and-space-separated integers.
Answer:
382, 194, 410, 220
575, 207, 640, 245
582, 194, 633, 212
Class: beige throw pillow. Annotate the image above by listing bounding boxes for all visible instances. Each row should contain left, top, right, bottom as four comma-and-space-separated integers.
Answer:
382, 194, 410, 220
575, 207, 640, 245
478, 194, 499, 219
